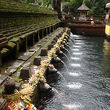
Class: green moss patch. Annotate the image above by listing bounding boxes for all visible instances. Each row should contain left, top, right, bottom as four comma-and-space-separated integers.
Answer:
0, 0, 57, 14
8, 41, 16, 49
1, 48, 8, 54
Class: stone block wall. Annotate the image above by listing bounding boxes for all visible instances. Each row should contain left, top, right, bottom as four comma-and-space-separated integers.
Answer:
0, 11, 59, 30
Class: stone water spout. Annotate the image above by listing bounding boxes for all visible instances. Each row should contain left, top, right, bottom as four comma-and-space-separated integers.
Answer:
55, 46, 70, 61
34, 80, 54, 109
4, 77, 15, 95
38, 80, 52, 93
33, 56, 41, 66
45, 64, 65, 83
60, 45, 71, 57
56, 48, 64, 57
64, 43, 71, 50
45, 64, 58, 75
50, 54, 68, 72
50, 55, 64, 69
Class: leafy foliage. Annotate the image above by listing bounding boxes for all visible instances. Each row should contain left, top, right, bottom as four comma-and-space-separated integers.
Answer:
62, 0, 109, 15
0, 0, 56, 14
21, 0, 52, 8
20, 0, 109, 15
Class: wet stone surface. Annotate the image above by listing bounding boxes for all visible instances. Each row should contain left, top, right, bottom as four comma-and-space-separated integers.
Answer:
6, 61, 24, 75
29, 47, 39, 52
18, 52, 34, 61
40, 48, 48, 56
15, 82, 22, 90
0, 75, 8, 85
20, 67, 31, 80
4, 77, 15, 94
33, 56, 41, 66
0, 98, 8, 110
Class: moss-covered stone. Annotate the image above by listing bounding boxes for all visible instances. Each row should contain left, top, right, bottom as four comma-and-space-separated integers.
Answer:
0, 54, 2, 66
1, 48, 9, 55
0, 0, 57, 14
8, 41, 16, 49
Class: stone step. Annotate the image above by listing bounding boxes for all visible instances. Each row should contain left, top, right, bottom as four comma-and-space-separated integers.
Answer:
0, 98, 8, 110
0, 37, 7, 43
0, 24, 36, 37
1, 25, 37, 41
4, 26, 33, 37
8, 27, 37, 40
0, 75, 8, 85
0, 40, 8, 49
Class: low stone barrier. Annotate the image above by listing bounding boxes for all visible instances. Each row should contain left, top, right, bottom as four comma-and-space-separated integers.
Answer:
1, 27, 71, 110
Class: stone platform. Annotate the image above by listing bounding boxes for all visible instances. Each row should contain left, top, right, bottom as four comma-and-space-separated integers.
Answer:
0, 27, 64, 96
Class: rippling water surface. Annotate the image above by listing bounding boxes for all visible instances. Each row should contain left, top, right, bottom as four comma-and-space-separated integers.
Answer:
43, 33, 110, 110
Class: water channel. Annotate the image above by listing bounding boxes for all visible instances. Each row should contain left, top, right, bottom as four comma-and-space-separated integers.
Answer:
40, 33, 110, 110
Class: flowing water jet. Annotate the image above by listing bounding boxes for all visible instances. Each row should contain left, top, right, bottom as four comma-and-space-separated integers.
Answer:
64, 43, 71, 50
57, 71, 66, 82
51, 88, 63, 101
68, 39, 74, 44
50, 55, 68, 72
62, 52, 70, 62
60, 60, 68, 72
61, 46, 71, 57
45, 65, 66, 83
56, 49, 70, 62
52, 88, 65, 102
70, 57, 80, 60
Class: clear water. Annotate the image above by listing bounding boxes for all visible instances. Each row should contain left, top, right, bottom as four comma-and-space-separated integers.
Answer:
40, 33, 110, 110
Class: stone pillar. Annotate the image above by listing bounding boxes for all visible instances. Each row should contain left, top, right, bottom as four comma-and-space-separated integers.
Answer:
42, 29, 44, 38
51, 26, 53, 32
32, 33, 35, 45
48, 27, 50, 34
0, 52, 2, 66
46, 27, 48, 35
20, 36, 27, 52
11, 38, 20, 58
25, 36, 28, 52
52, 26, 54, 32
38, 31, 40, 41
35, 32, 39, 42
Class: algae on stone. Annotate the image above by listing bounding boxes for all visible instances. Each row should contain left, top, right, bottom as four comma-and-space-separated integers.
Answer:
8, 42, 16, 49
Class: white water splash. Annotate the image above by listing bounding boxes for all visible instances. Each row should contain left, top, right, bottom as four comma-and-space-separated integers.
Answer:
70, 63, 81, 67
72, 52, 83, 55
63, 102, 83, 109
66, 82, 82, 89
71, 57, 80, 60
75, 42, 84, 45
69, 72, 82, 77
73, 45, 81, 48
72, 49, 80, 51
